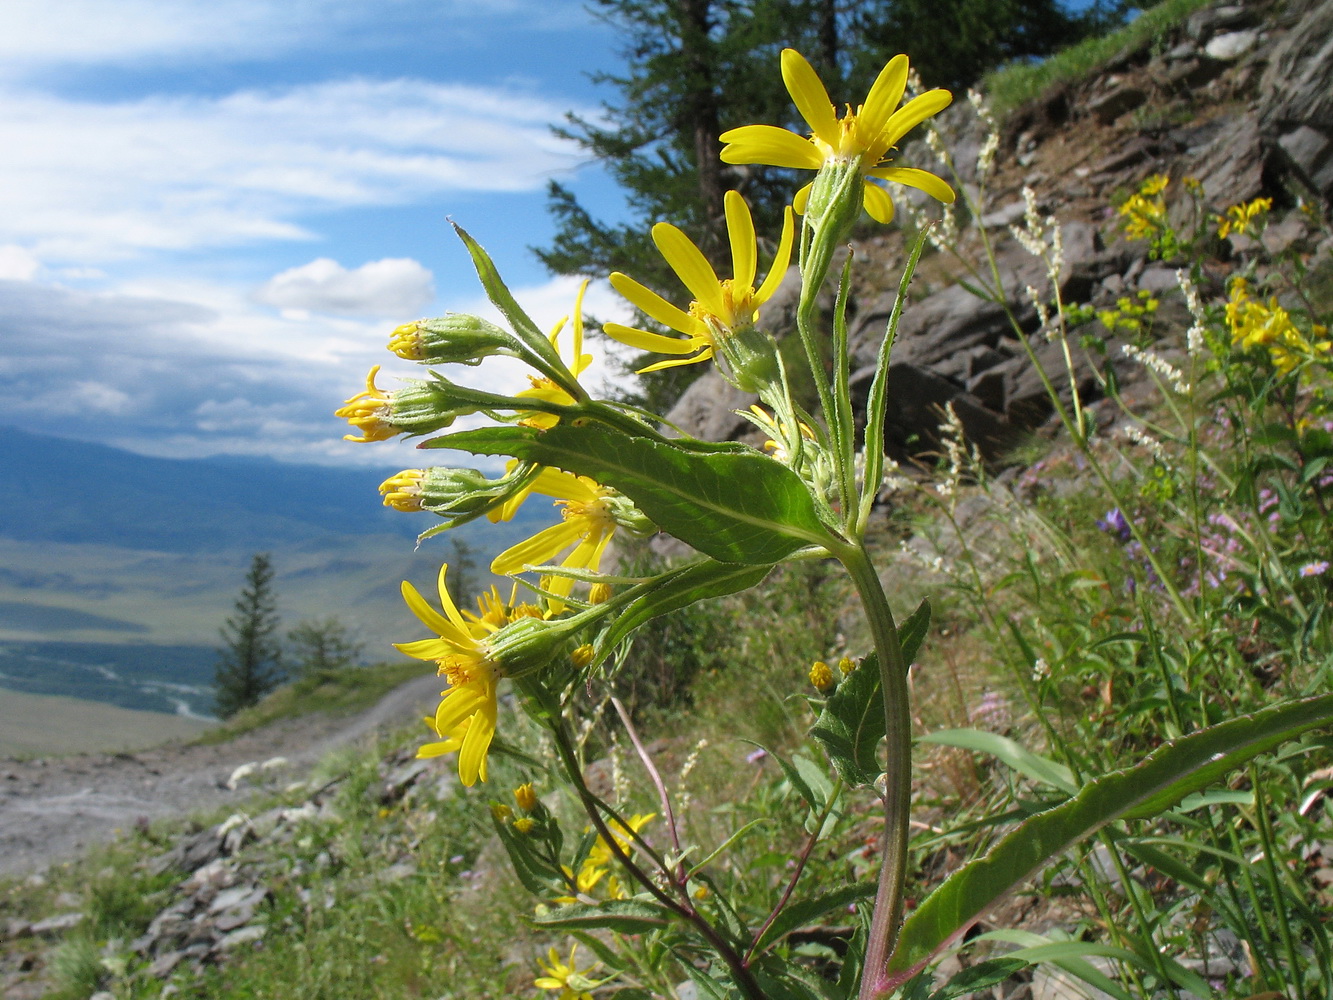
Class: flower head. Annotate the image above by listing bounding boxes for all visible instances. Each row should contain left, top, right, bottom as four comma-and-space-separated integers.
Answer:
604, 191, 794, 374
336, 366, 401, 442
396, 564, 502, 786
809, 660, 834, 692
719, 50, 954, 225
535, 943, 602, 1000
1217, 196, 1272, 239
490, 468, 629, 610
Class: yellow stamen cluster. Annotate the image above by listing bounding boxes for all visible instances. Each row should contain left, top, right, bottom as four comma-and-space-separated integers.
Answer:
335, 366, 399, 442
1226, 278, 1331, 375
379, 469, 424, 511
387, 321, 426, 361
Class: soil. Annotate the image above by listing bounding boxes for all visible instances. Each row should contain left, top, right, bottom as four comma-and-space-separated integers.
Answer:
0, 673, 441, 880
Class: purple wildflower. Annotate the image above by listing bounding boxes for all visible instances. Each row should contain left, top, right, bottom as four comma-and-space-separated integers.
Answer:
1097, 507, 1132, 543
1301, 560, 1330, 577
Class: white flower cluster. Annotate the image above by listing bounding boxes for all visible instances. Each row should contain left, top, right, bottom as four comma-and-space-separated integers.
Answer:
1124, 423, 1170, 465
968, 88, 1000, 180
1176, 268, 1207, 356
1009, 186, 1063, 281
1122, 342, 1188, 394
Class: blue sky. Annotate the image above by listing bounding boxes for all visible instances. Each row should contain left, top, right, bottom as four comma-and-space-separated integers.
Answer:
0, 0, 640, 468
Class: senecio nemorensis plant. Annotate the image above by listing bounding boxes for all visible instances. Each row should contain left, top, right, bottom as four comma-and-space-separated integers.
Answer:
337, 49, 1333, 1000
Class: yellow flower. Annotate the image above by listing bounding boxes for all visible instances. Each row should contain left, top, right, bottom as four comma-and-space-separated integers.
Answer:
513, 816, 536, 835
490, 468, 621, 608
396, 564, 501, 786
1226, 277, 1331, 374
336, 366, 400, 442
1217, 196, 1273, 239
571, 644, 595, 668
586, 813, 655, 871
553, 861, 610, 904
809, 660, 834, 691
534, 943, 601, 1000
514, 782, 538, 812
604, 191, 794, 373
838, 655, 856, 676
719, 49, 954, 224
515, 279, 593, 428
1118, 176, 1169, 242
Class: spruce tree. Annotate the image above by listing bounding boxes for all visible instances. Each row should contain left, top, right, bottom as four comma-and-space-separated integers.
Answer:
287, 617, 363, 680
213, 553, 285, 718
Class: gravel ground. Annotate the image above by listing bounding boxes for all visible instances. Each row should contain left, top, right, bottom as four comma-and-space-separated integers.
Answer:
0, 673, 441, 880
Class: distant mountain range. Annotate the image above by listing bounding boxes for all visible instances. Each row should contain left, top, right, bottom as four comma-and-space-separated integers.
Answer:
0, 428, 552, 717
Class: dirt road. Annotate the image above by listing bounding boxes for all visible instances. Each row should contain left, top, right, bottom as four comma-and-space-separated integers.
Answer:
0, 673, 441, 880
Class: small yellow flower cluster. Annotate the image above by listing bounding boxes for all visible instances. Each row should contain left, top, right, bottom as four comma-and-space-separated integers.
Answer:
1118, 175, 1169, 243
1226, 277, 1331, 375
553, 813, 655, 905
535, 943, 602, 1000
1097, 290, 1160, 335
1217, 196, 1273, 240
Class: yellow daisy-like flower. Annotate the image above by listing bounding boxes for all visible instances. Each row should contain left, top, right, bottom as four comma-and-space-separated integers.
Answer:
336, 365, 400, 442
490, 468, 620, 608
604, 190, 794, 373
534, 943, 601, 1000
516, 279, 593, 428
719, 49, 954, 224
396, 564, 502, 786
585, 812, 656, 871
1217, 196, 1273, 239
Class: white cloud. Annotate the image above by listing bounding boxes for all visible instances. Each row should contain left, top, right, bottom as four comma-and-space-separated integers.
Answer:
255, 257, 435, 317
0, 245, 39, 281
0, 77, 587, 264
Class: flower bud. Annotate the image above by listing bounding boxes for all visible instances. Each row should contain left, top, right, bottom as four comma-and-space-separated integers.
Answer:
571, 644, 595, 669
336, 366, 461, 442
838, 656, 856, 676
390, 464, 536, 522
514, 782, 538, 812
513, 816, 536, 834
588, 583, 612, 605
389, 314, 521, 366
491, 803, 513, 823
809, 659, 834, 692
379, 470, 425, 512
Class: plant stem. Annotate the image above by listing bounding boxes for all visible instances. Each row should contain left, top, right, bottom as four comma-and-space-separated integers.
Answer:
835, 542, 912, 1000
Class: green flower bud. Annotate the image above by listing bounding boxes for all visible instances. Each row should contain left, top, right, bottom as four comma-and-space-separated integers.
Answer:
804, 160, 864, 247
381, 463, 538, 522
389, 314, 523, 366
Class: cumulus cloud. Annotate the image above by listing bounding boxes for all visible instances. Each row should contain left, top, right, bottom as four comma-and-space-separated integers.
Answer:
0, 77, 587, 264
254, 257, 434, 317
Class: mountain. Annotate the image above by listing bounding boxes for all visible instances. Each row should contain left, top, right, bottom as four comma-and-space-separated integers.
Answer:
0, 429, 553, 716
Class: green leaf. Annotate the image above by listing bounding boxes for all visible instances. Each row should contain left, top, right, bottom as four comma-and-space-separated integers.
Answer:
451, 223, 562, 370
917, 730, 1077, 795
596, 560, 773, 655
431, 423, 833, 563
811, 651, 884, 787
533, 899, 671, 933
750, 881, 876, 956
888, 693, 1333, 975
810, 600, 930, 788
928, 958, 1029, 999
678, 960, 742, 1000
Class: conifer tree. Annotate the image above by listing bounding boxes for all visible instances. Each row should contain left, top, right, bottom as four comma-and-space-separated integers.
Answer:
287, 617, 363, 679
213, 553, 285, 718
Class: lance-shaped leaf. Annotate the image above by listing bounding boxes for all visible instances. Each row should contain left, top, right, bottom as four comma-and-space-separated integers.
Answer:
533, 899, 672, 934
886, 693, 1333, 978
595, 560, 774, 657
427, 424, 833, 564
918, 730, 1077, 795
749, 881, 876, 956
811, 600, 931, 786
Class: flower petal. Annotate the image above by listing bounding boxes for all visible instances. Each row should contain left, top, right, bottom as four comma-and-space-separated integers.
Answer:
780, 48, 839, 147
755, 205, 796, 305
793, 182, 812, 215
638, 349, 713, 373
863, 181, 896, 224
869, 166, 955, 204
394, 637, 456, 661
724, 191, 756, 290
876, 89, 952, 158
491, 520, 585, 575
858, 54, 909, 141
608, 272, 703, 336
401, 579, 473, 647
435, 563, 470, 634
652, 223, 725, 316
720, 125, 824, 170
603, 322, 702, 355
457, 694, 495, 785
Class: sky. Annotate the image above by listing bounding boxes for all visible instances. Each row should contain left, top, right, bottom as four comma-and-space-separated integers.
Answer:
0, 0, 640, 469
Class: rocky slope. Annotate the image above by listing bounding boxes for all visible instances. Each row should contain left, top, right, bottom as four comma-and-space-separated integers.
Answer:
666, 0, 1333, 459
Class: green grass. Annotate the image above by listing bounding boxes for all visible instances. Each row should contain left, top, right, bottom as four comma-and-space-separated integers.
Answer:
196, 659, 424, 743
983, 0, 1215, 118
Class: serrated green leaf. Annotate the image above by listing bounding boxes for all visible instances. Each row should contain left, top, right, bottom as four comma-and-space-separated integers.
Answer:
928, 958, 1029, 999
811, 651, 884, 787
533, 899, 671, 933
750, 881, 876, 956
427, 424, 833, 563
917, 730, 1077, 794
888, 694, 1333, 976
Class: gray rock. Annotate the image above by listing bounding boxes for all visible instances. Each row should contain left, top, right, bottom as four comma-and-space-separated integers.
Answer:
1088, 84, 1147, 125
1257, 0, 1333, 199
1204, 29, 1259, 61
28, 911, 83, 934
218, 924, 267, 950
660, 368, 756, 443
